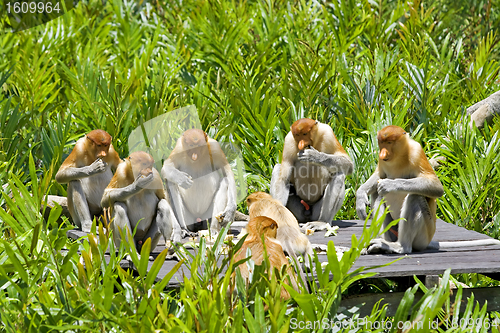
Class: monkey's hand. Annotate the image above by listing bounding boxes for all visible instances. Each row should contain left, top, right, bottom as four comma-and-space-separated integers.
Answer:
297, 147, 323, 165
217, 207, 236, 226
135, 173, 154, 189
88, 158, 107, 175
356, 191, 370, 220
172, 171, 193, 189
377, 179, 398, 196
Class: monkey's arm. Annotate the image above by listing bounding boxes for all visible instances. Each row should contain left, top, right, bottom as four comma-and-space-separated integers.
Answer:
101, 173, 154, 208
55, 159, 107, 183
377, 176, 444, 198
270, 161, 293, 205
220, 163, 237, 224
298, 147, 353, 175
161, 159, 193, 189
356, 170, 381, 220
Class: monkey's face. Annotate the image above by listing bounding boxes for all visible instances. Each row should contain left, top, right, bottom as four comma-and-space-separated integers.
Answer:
86, 130, 112, 160
261, 219, 278, 238
249, 216, 278, 237
182, 129, 208, 161
378, 143, 392, 161
93, 142, 110, 159
246, 192, 271, 208
128, 151, 154, 177
377, 126, 407, 162
291, 118, 317, 150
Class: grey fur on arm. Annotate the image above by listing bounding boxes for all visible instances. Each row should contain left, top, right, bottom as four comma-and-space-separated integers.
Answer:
55, 159, 106, 183
161, 160, 193, 189
356, 172, 380, 220
101, 173, 153, 207
298, 147, 353, 174
377, 177, 444, 198
270, 163, 292, 205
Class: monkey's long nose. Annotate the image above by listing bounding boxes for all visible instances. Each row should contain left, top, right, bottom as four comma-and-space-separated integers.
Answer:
379, 148, 389, 161
141, 168, 153, 176
298, 140, 306, 150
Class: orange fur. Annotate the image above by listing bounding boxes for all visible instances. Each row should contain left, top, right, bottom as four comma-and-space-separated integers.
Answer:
58, 129, 121, 171
376, 125, 441, 245
234, 216, 299, 300
245, 192, 314, 260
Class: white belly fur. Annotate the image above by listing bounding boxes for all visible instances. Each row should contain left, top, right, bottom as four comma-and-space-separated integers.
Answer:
126, 190, 158, 239
291, 161, 330, 203
180, 171, 220, 217
384, 192, 407, 220
81, 168, 113, 214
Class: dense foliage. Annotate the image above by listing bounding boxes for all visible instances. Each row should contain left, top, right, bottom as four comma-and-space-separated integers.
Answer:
1, 0, 500, 331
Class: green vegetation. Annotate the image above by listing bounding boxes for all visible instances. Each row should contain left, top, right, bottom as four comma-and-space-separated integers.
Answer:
1, 0, 500, 331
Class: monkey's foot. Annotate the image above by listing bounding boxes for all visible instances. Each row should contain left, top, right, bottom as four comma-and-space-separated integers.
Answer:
362, 238, 404, 255
301, 222, 338, 236
126, 253, 156, 262
79, 220, 93, 233
181, 229, 197, 238
166, 254, 180, 261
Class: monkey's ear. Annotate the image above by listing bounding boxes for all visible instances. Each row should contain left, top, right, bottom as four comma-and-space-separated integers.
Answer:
203, 131, 208, 141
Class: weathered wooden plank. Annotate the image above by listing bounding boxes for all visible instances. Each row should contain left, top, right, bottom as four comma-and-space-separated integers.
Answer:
71, 218, 500, 286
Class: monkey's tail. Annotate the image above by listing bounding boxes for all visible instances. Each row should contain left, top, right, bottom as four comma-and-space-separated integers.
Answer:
428, 239, 500, 250
282, 242, 309, 293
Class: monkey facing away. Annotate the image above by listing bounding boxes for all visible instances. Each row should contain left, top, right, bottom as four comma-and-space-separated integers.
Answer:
357, 125, 500, 254
246, 192, 314, 264
101, 151, 182, 255
161, 129, 237, 234
56, 129, 122, 232
234, 216, 300, 300
270, 119, 353, 228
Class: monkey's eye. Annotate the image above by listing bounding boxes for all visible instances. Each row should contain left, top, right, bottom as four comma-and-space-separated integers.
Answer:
387, 141, 392, 144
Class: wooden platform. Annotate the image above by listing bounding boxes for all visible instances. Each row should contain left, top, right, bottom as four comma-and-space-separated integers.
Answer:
67, 219, 500, 315
315, 219, 500, 279
67, 219, 500, 288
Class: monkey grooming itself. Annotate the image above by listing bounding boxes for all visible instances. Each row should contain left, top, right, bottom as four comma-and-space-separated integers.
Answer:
245, 192, 314, 270
101, 151, 182, 257
234, 216, 300, 300
357, 125, 500, 254
56, 129, 122, 232
162, 129, 237, 234
271, 119, 353, 230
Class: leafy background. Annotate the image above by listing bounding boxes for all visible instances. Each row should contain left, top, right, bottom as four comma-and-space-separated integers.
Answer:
1, 0, 500, 331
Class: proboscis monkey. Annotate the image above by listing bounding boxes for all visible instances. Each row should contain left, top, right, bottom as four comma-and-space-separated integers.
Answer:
56, 129, 122, 232
357, 125, 500, 254
161, 129, 237, 234
270, 119, 353, 230
101, 151, 182, 256
245, 192, 313, 273
234, 216, 300, 300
